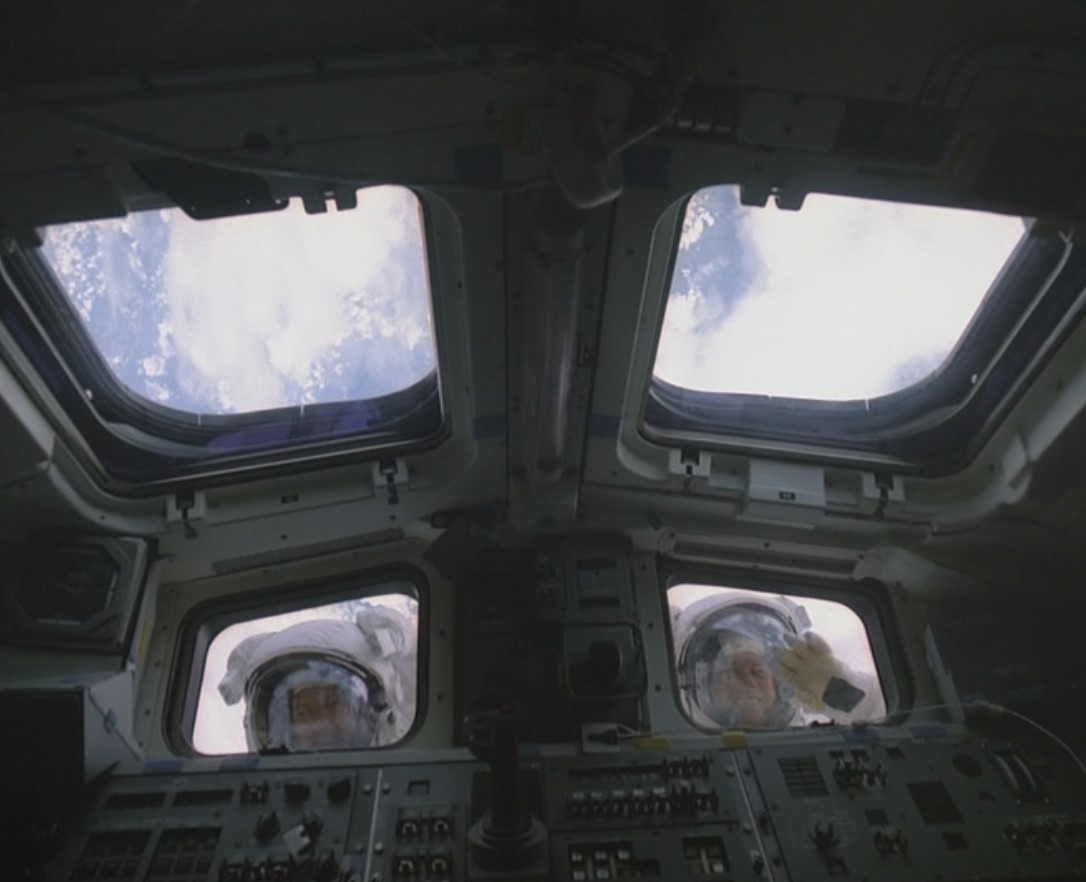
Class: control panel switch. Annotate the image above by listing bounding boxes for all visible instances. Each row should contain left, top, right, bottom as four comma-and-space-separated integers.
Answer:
313, 849, 339, 882
240, 781, 269, 805
254, 810, 280, 843
396, 816, 421, 840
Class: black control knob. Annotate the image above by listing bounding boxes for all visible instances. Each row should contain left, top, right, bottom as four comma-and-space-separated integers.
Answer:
254, 810, 280, 843
326, 776, 352, 804
285, 779, 310, 806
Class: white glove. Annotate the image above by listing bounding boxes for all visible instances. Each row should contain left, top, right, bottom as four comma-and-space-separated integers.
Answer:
778, 631, 843, 712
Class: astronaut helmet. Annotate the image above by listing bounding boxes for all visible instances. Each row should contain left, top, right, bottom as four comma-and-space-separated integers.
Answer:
672, 590, 810, 730
217, 603, 416, 752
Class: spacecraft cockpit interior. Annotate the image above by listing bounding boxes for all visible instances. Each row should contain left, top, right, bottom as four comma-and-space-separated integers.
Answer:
2, 2, 1086, 881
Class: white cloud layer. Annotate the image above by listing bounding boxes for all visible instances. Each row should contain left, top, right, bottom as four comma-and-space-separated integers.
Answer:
42, 186, 435, 417
161, 187, 434, 413
655, 193, 1026, 400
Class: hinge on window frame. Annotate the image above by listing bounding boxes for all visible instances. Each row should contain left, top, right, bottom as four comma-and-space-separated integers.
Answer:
374, 457, 408, 505
668, 446, 711, 484
167, 489, 206, 539
869, 471, 903, 518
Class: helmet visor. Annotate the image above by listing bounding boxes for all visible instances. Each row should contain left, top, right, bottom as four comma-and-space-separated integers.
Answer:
250, 658, 378, 751
683, 605, 797, 729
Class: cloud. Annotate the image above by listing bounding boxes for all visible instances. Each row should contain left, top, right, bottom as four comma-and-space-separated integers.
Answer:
42, 224, 105, 324
159, 186, 435, 414
679, 192, 717, 252
655, 192, 1025, 400
140, 354, 166, 378
39, 189, 437, 418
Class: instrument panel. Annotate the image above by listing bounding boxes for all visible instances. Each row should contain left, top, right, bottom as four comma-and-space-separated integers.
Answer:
49, 729, 1086, 882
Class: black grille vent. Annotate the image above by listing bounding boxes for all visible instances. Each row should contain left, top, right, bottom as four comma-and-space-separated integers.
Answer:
778, 756, 828, 797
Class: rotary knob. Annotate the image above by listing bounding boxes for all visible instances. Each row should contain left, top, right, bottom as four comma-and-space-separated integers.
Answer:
327, 776, 352, 804
285, 779, 310, 806
255, 810, 280, 842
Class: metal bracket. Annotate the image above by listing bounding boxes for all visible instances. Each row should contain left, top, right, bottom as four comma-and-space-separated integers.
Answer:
862, 471, 904, 517
374, 457, 408, 505
167, 489, 206, 539
668, 446, 711, 481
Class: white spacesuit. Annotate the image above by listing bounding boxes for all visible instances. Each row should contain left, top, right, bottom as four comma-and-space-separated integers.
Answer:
672, 592, 884, 730
217, 603, 416, 752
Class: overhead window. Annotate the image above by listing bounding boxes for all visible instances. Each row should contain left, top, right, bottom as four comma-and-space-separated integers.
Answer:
669, 583, 886, 731
645, 187, 1082, 470
192, 590, 418, 755
656, 188, 1023, 400
0, 186, 442, 485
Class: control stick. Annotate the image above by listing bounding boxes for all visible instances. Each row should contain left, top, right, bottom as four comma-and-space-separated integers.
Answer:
465, 706, 547, 872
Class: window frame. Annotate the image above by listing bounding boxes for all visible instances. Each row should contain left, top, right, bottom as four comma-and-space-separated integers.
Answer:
642, 190, 1086, 474
166, 567, 427, 758
0, 187, 451, 491
660, 565, 910, 734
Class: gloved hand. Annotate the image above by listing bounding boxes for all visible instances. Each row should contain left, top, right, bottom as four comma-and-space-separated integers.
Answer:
778, 632, 842, 711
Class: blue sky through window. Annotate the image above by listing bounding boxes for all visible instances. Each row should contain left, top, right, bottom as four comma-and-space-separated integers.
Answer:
654, 188, 1026, 401
40, 186, 435, 416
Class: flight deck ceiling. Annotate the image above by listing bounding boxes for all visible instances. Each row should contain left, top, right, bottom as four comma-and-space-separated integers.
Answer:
2, 1, 1086, 592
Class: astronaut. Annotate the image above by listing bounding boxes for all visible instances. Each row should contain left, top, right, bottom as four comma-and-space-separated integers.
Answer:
217, 603, 416, 752
673, 592, 884, 729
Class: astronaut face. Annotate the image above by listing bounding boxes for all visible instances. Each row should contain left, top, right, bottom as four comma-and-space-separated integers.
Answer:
290, 683, 357, 749
711, 650, 778, 727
